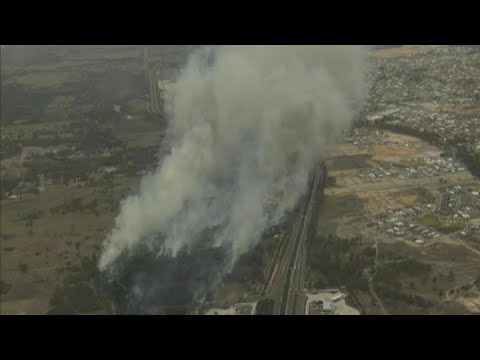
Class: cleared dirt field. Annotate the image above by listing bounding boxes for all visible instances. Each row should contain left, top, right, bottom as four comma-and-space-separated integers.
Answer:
373, 45, 434, 59
370, 132, 442, 162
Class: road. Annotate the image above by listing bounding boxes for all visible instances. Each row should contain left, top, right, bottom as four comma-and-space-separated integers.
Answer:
266, 162, 325, 315
144, 47, 163, 115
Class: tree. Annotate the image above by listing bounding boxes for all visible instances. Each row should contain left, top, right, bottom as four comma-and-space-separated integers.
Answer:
18, 263, 28, 273
448, 270, 455, 282
255, 298, 275, 315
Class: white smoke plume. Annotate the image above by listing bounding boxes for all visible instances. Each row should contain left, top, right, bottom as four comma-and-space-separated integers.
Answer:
99, 46, 367, 281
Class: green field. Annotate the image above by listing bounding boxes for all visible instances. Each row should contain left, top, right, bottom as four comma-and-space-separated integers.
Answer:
418, 214, 466, 234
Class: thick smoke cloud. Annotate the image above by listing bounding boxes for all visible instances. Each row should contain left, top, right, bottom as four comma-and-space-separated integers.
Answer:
99, 46, 367, 311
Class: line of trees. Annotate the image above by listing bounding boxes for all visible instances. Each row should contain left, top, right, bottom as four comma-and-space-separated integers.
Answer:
255, 298, 275, 315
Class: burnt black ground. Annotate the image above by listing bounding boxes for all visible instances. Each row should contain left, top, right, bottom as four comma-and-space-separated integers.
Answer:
105, 246, 229, 314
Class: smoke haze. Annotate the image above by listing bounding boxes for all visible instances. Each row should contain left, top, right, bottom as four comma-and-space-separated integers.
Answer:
99, 45, 367, 311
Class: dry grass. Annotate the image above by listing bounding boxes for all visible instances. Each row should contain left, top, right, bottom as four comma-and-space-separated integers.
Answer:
0, 174, 140, 314
1, 121, 74, 138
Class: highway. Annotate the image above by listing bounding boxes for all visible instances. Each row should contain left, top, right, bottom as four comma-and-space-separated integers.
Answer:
266, 162, 325, 315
